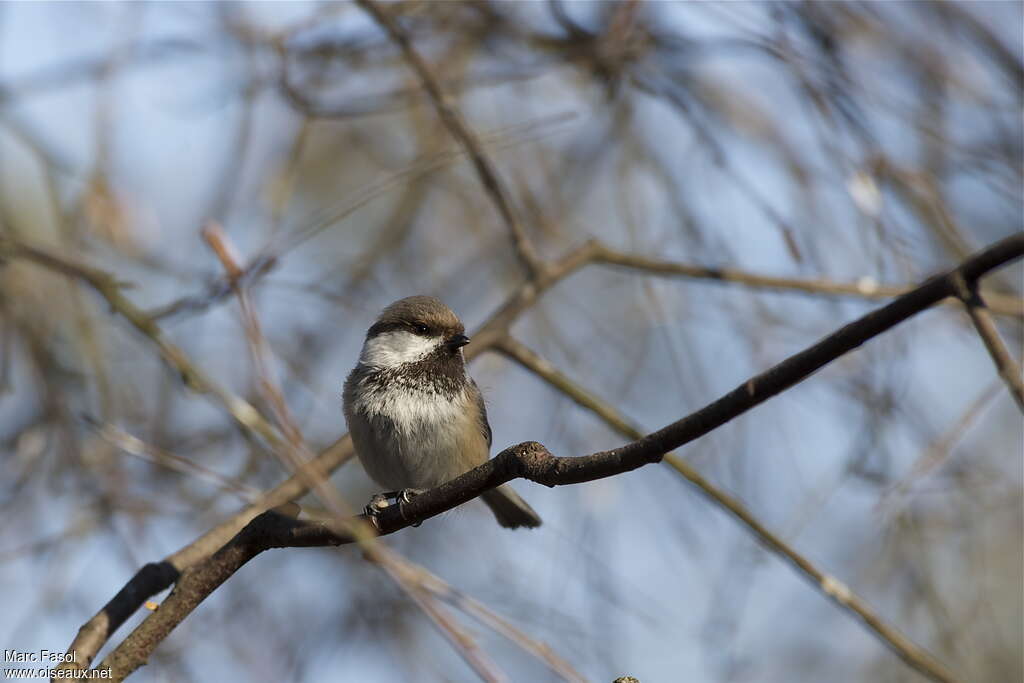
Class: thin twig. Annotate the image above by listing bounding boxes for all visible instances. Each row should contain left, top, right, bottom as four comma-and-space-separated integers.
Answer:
356, 0, 544, 278
410, 567, 586, 683
94, 512, 501, 682
879, 380, 1003, 512
202, 222, 347, 510
0, 238, 286, 450
90, 419, 262, 502
592, 241, 1024, 317
384, 557, 509, 683
951, 273, 1024, 412
148, 112, 575, 323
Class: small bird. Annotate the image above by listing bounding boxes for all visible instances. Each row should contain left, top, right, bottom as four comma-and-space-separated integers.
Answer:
343, 296, 541, 529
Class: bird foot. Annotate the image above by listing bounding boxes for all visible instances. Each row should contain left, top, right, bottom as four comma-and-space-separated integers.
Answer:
364, 489, 426, 527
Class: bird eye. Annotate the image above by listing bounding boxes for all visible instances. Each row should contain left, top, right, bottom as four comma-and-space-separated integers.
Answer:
413, 323, 430, 335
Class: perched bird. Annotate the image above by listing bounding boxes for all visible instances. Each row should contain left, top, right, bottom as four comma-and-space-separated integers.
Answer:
343, 296, 541, 529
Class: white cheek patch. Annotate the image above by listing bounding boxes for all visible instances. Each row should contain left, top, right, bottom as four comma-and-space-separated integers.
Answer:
360, 330, 441, 368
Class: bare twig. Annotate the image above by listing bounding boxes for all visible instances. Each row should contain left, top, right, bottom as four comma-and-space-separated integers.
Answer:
356, 0, 544, 278
92, 508, 575, 682
202, 222, 346, 507
90, 420, 262, 502
10, 230, 354, 674
55, 437, 356, 676
0, 238, 285, 449
879, 380, 1003, 512
951, 273, 1024, 412
147, 112, 576, 323
94, 511, 497, 682
383, 558, 509, 683
591, 241, 1024, 317
413, 570, 586, 683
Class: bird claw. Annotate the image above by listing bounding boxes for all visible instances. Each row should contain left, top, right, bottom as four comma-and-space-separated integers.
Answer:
364, 489, 425, 527
397, 488, 424, 505
364, 493, 391, 517
397, 488, 424, 526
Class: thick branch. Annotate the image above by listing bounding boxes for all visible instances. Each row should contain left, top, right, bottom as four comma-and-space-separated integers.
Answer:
98, 512, 356, 680
56, 436, 355, 676
99, 501, 567, 682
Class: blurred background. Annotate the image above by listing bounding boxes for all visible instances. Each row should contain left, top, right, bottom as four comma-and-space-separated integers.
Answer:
0, 2, 1021, 681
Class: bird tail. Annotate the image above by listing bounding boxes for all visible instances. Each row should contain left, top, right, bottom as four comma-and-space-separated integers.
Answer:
481, 485, 542, 529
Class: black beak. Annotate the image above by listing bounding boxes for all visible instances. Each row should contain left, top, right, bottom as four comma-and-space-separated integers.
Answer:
445, 334, 470, 351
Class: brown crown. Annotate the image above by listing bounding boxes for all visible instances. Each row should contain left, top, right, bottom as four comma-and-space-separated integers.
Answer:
368, 296, 465, 339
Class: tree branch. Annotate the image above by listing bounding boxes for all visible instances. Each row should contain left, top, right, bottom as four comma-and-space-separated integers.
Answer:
431, 235, 1021, 502
0, 238, 286, 449
355, 0, 544, 278
590, 241, 1024, 317
89, 232, 1021, 682
493, 336, 952, 683
951, 273, 1024, 411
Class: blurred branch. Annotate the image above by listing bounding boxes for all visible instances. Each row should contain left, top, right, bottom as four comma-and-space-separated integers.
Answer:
98, 500, 582, 682
393, 581, 508, 683
879, 380, 1002, 512
0, 237, 354, 677
0, 38, 201, 104
951, 273, 1024, 412
96, 511, 353, 682
356, 0, 544, 278
0, 237, 286, 449
591, 241, 1024, 317
91, 419, 262, 502
202, 222, 348, 509
84, 232, 1021, 683
412, 567, 587, 683
935, 1, 1024, 93
97, 510, 501, 683
148, 111, 577, 323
